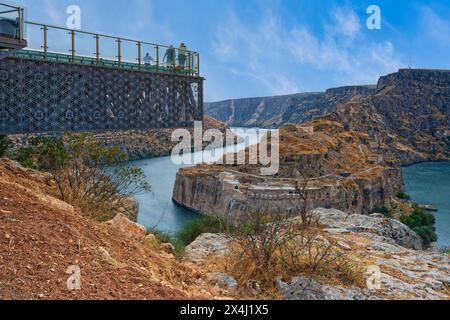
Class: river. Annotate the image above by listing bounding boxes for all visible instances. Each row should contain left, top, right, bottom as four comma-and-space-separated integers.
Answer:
131, 128, 266, 235
402, 162, 450, 249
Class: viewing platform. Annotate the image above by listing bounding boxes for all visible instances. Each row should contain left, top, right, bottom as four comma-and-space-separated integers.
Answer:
0, 3, 27, 56
0, 2, 204, 135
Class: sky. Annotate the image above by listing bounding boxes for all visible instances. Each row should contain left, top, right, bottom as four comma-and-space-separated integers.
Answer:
12, 0, 450, 101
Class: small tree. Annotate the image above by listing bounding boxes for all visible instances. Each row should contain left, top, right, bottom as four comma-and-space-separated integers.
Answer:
0, 135, 10, 158
12, 134, 150, 222
227, 164, 364, 293
53, 134, 150, 221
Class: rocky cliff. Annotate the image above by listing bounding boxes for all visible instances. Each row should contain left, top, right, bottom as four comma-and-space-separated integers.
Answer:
205, 85, 376, 128
327, 69, 450, 165
173, 120, 404, 218
175, 69, 450, 219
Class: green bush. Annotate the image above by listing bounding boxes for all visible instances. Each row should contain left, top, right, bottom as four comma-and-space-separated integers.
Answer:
177, 215, 230, 246
0, 135, 9, 157
11, 136, 68, 171
371, 206, 393, 218
396, 192, 411, 200
11, 134, 150, 222
401, 209, 437, 248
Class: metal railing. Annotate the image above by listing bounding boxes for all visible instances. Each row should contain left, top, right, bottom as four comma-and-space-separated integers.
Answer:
21, 20, 200, 76
0, 3, 26, 41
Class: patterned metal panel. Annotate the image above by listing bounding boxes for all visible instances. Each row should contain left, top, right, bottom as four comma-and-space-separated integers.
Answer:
0, 57, 203, 134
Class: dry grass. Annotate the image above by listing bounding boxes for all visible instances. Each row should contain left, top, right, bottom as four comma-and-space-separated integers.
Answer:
224, 219, 367, 296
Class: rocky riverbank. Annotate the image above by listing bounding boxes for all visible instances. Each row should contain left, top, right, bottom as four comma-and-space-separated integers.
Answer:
185, 208, 450, 300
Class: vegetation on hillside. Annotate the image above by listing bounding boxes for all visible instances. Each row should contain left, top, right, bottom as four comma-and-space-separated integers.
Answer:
371, 206, 393, 218
10, 134, 150, 221
401, 208, 437, 248
0, 135, 9, 157
396, 192, 411, 200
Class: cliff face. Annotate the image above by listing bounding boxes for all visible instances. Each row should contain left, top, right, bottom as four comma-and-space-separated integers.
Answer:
173, 166, 402, 219
205, 85, 376, 128
328, 69, 450, 165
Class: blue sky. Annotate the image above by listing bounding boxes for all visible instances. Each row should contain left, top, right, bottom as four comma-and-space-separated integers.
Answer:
13, 0, 450, 101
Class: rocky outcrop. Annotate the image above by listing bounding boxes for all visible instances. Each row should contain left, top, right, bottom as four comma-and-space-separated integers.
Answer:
184, 233, 232, 261
173, 119, 404, 217
205, 85, 376, 129
277, 276, 371, 300
188, 206, 450, 300
173, 167, 402, 219
105, 213, 146, 240
313, 208, 423, 250
177, 69, 450, 221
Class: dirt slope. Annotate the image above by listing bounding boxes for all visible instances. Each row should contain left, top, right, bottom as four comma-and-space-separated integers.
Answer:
0, 159, 209, 300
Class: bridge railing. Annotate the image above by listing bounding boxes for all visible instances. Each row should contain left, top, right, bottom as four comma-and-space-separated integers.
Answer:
0, 3, 26, 42
22, 21, 200, 77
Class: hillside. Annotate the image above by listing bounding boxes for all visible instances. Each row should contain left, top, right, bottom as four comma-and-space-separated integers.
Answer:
205, 86, 376, 128
0, 159, 226, 300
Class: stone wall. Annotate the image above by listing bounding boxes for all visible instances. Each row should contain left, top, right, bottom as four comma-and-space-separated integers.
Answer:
173, 167, 403, 219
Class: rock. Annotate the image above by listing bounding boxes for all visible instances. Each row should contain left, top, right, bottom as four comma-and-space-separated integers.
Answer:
106, 213, 146, 240
114, 197, 139, 222
246, 280, 262, 295
277, 277, 369, 300
143, 234, 158, 249
313, 208, 423, 250
206, 273, 238, 291
185, 233, 232, 260
160, 242, 175, 254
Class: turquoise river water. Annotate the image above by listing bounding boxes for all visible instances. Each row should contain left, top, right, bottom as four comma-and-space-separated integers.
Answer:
402, 162, 450, 249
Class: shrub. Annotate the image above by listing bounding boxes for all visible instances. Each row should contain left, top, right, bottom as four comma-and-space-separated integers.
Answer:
12, 134, 150, 222
10, 136, 68, 171
227, 211, 366, 294
0, 135, 9, 157
396, 192, 411, 200
177, 215, 230, 245
401, 209, 437, 248
372, 206, 393, 218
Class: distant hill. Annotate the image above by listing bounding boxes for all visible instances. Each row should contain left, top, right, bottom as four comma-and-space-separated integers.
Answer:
205, 85, 377, 128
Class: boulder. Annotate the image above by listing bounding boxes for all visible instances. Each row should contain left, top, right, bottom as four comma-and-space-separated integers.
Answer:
106, 213, 146, 240
206, 273, 238, 291
185, 233, 232, 260
277, 277, 369, 300
313, 208, 424, 250
114, 196, 139, 222
143, 234, 159, 249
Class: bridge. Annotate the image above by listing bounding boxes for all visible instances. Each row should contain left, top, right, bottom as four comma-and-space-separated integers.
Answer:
0, 3, 204, 134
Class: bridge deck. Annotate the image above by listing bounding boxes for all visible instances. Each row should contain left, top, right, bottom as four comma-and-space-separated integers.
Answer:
14, 49, 196, 77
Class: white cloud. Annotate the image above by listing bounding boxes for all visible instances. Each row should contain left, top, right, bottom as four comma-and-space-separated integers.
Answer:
420, 6, 450, 47
327, 7, 361, 41
211, 6, 404, 99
